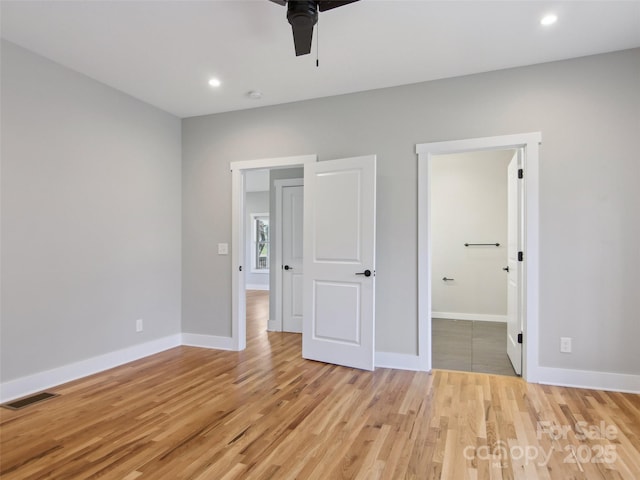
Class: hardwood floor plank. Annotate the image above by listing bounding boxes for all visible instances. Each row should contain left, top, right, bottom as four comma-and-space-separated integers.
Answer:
1, 290, 638, 479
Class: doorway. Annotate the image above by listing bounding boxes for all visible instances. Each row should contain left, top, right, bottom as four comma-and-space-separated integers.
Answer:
244, 169, 270, 292
243, 169, 272, 343
416, 133, 541, 382
230, 155, 316, 351
430, 149, 517, 376
243, 169, 305, 336
231, 153, 378, 371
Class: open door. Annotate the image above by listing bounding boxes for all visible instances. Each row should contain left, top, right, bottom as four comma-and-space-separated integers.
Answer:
303, 155, 376, 370
506, 151, 522, 375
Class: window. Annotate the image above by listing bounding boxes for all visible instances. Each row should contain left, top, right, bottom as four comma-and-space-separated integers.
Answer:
251, 214, 269, 272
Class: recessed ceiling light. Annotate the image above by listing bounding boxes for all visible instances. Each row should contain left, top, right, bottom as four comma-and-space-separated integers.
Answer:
208, 78, 221, 88
540, 14, 558, 26
247, 90, 262, 100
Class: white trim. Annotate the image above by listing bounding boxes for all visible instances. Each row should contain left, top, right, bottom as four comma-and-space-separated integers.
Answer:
246, 284, 269, 291
0, 334, 181, 403
5, 338, 634, 406
432, 312, 507, 323
417, 132, 542, 382
416, 133, 539, 156
375, 352, 422, 371
230, 155, 312, 172
231, 155, 316, 352
537, 367, 640, 394
181, 333, 235, 350
417, 155, 431, 371
274, 178, 304, 333
231, 167, 246, 351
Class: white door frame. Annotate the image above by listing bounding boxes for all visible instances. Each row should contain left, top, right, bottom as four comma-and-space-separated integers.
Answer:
230, 155, 317, 350
271, 178, 304, 332
416, 133, 541, 382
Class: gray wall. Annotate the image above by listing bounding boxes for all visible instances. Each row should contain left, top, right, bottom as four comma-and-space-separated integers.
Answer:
431, 150, 512, 318
4, 41, 635, 381
0, 41, 182, 382
182, 48, 640, 376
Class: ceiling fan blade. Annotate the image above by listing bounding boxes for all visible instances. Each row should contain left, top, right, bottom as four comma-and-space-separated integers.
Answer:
278, 0, 355, 56
291, 25, 314, 56
317, 0, 359, 12
287, 1, 318, 56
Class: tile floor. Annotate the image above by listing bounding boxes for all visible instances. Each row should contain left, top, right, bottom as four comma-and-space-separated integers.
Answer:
432, 318, 517, 377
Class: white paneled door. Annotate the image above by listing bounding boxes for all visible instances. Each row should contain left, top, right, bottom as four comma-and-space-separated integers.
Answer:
303, 155, 377, 370
506, 152, 522, 375
282, 185, 304, 333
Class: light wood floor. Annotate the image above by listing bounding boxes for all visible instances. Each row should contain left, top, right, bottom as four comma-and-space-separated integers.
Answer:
1, 290, 639, 479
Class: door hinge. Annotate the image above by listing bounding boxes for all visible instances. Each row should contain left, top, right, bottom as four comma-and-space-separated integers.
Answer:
518, 251, 524, 262
517, 332, 523, 344
518, 168, 524, 179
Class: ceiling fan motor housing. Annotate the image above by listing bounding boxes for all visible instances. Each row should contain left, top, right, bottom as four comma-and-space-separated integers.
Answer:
287, 1, 318, 29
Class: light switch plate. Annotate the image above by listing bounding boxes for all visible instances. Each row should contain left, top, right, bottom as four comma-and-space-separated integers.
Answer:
218, 243, 229, 255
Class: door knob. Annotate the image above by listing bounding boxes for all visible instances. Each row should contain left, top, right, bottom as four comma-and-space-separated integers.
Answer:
284, 265, 293, 271
502, 266, 510, 272
356, 269, 372, 277
442, 277, 454, 281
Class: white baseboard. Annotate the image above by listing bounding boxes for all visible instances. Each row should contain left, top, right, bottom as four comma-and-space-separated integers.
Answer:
181, 333, 235, 350
432, 311, 507, 323
537, 366, 640, 394
375, 351, 424, 371
246, 284, 269, 291
4, 337, 635, 404
0, 334, 182, 403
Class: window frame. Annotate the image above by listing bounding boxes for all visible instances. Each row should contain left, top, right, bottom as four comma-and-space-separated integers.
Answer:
250, 212, 270, 273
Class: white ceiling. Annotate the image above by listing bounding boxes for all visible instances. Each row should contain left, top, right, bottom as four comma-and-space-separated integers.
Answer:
2, 1, 639, 118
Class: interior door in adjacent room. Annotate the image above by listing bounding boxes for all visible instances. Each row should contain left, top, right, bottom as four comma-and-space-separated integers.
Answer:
303, 155, 377, 370
282, 184, 304, 333
506, 151, 523, 375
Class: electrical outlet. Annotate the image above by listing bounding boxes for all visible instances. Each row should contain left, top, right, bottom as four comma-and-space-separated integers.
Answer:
136, 319, 143, 333
560, 337, 572, 353
218, 243, 229, 255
